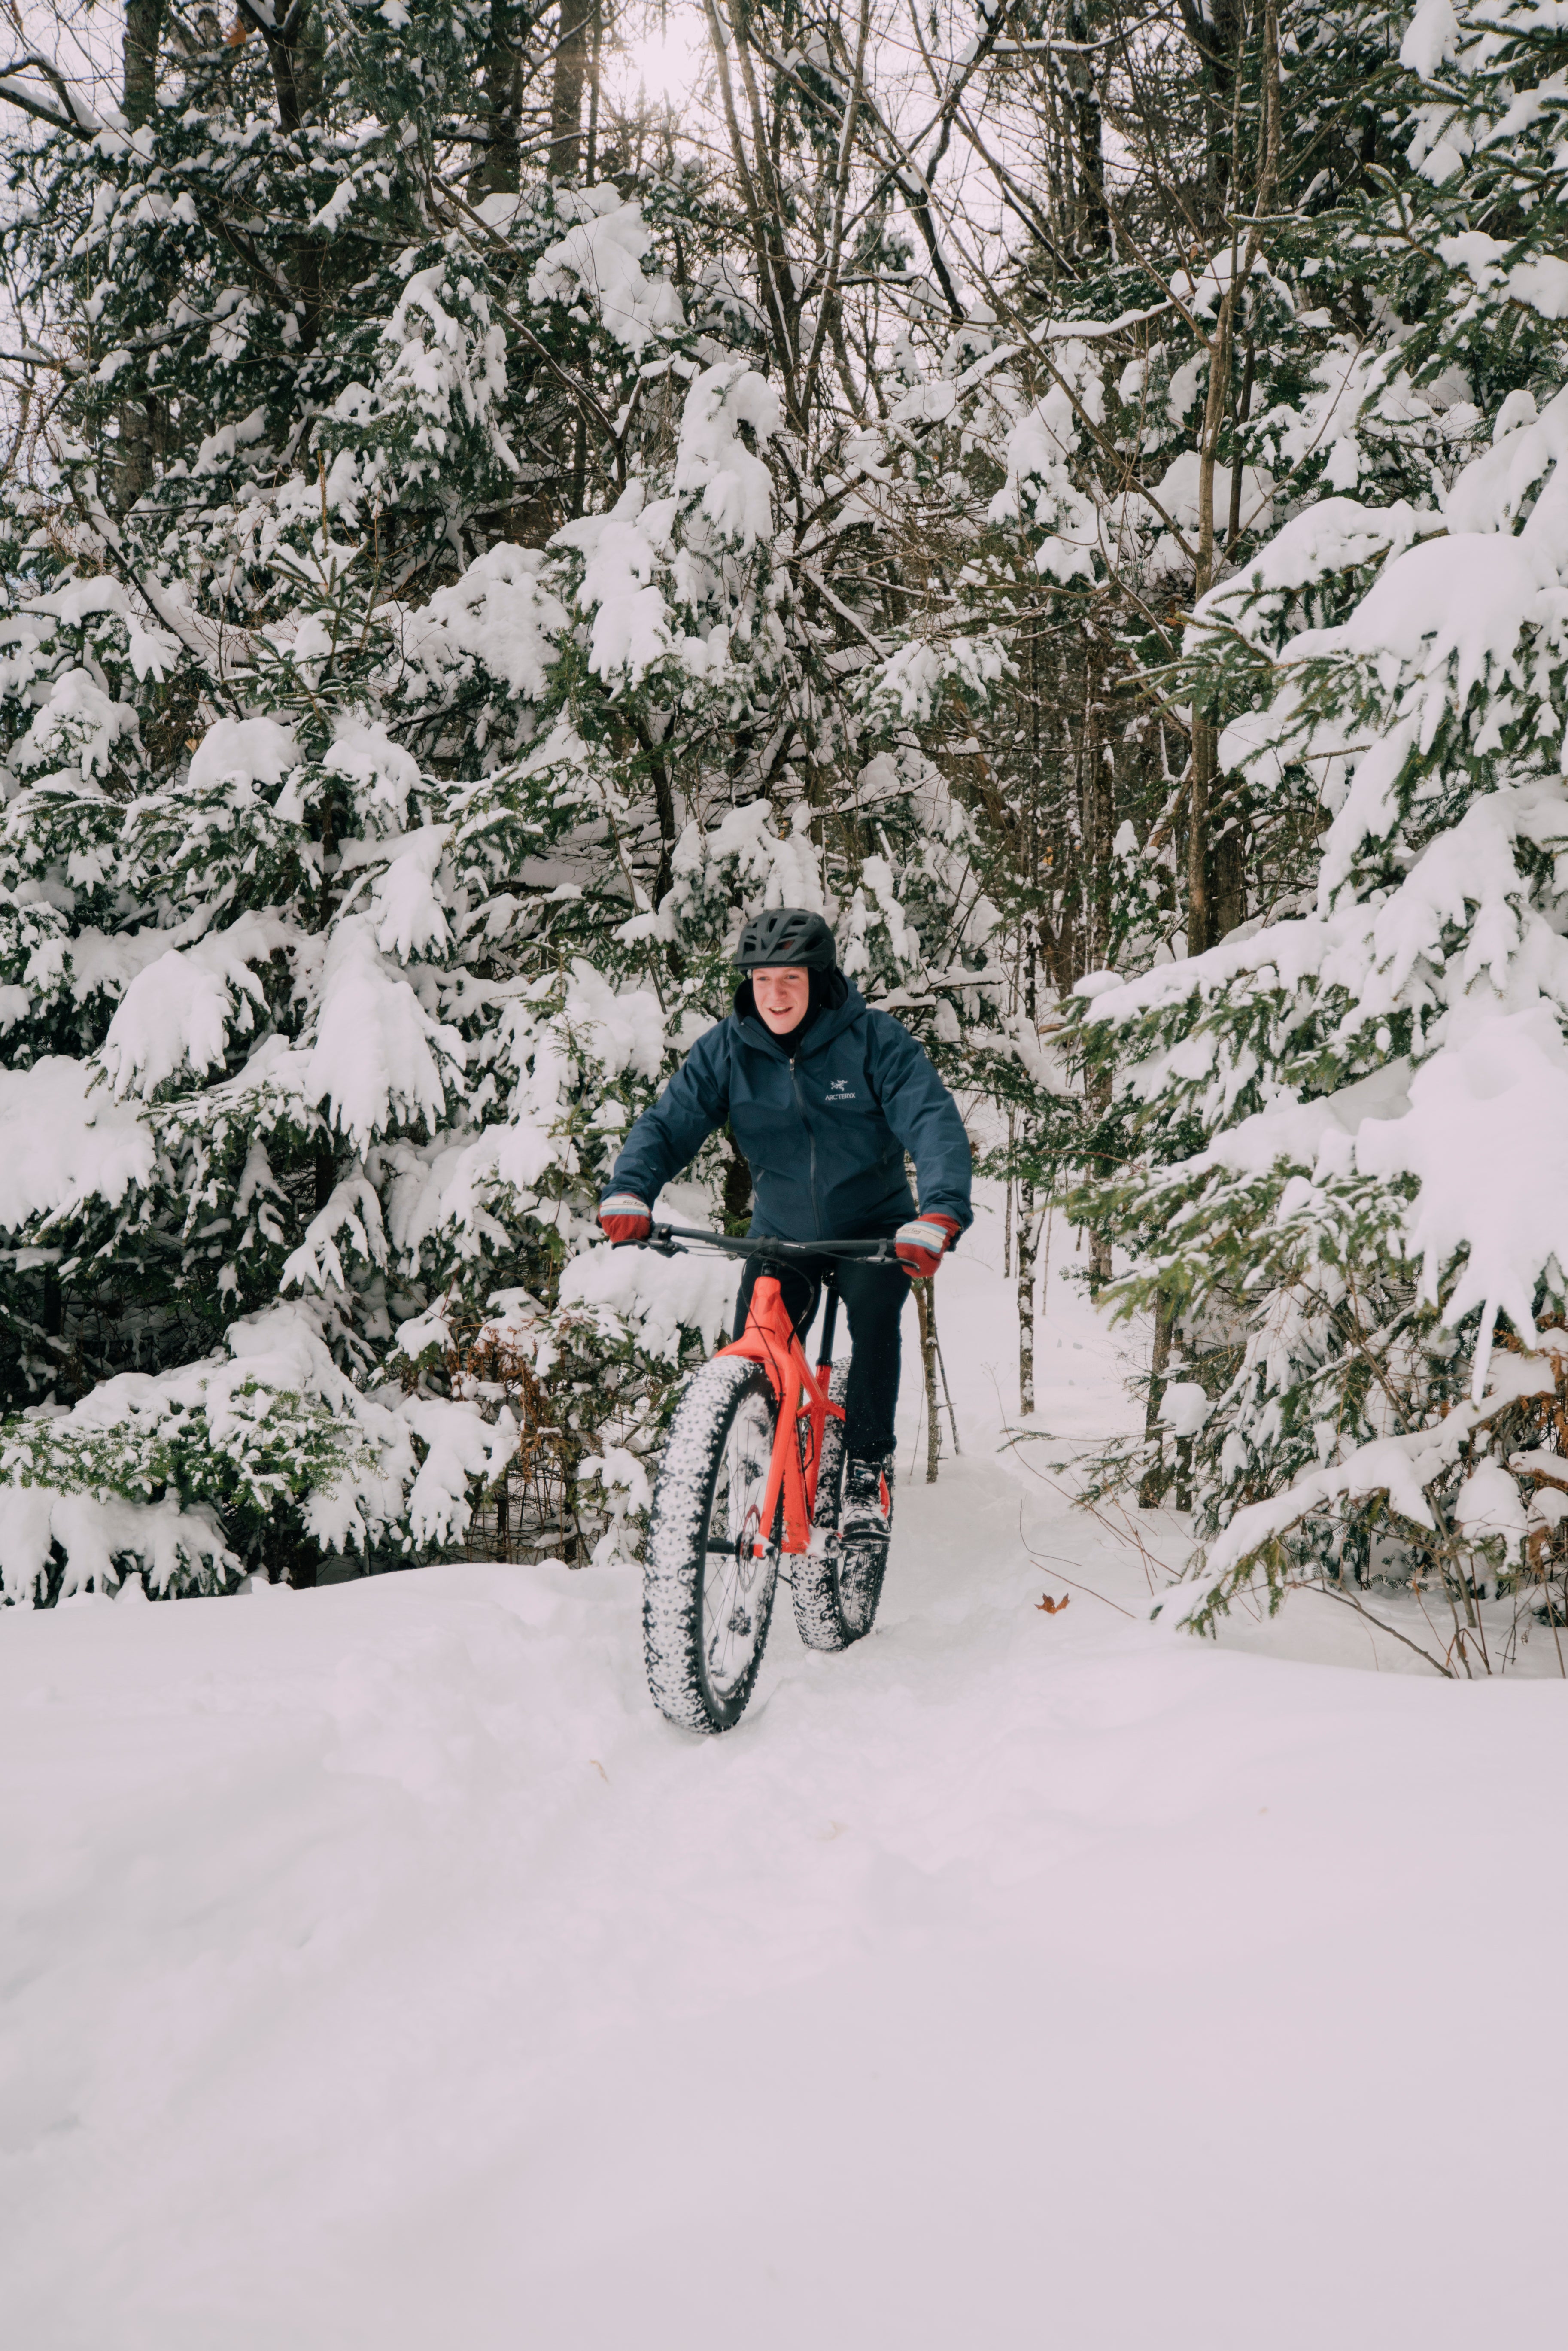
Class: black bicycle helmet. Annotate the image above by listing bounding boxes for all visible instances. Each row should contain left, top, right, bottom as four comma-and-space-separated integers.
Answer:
733, 906, 838, 970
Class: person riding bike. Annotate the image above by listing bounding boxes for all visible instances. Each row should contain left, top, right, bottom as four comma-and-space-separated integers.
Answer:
598, 906, 972, 1566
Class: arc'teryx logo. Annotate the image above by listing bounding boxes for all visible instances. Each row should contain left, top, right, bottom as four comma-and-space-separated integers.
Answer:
825, 1077, 856, 1104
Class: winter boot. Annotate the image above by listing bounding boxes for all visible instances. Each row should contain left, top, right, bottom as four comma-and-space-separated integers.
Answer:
839, 1451, 895, 1624
840, 1451, 895, 1551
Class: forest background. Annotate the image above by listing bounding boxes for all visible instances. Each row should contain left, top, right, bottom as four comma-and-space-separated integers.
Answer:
3, 0, 1567, 1662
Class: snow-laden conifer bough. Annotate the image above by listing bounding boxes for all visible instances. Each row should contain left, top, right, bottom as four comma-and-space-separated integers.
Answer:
0, 0, 1031, 1597
1065, 3, 1568, 1644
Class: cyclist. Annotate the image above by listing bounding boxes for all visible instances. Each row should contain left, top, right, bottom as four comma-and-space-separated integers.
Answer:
598, 906, 972, 1568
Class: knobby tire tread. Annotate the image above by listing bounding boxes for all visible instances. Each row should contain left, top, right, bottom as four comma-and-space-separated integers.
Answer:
643, 1357, 779, 1733
790, 1362, 891, 1651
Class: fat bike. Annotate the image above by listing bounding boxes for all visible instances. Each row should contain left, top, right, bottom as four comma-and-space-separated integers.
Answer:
628, 1227, 897, 1734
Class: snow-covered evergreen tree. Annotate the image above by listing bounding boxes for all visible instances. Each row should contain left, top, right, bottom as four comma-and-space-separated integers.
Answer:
0, 4, 1006, 1600
1076, 0, 1568, 1658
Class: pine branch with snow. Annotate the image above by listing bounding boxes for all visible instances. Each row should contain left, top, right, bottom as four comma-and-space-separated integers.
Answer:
1073, 4, 1568, 1634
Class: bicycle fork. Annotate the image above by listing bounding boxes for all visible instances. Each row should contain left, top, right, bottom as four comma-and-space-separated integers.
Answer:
716, 1271, 845, 1558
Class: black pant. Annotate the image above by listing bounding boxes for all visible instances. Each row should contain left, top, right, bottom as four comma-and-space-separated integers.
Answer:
733, 1253, 908, 1460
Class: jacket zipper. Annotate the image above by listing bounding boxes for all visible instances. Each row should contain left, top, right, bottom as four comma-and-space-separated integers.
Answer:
790, 1058, 821, 1237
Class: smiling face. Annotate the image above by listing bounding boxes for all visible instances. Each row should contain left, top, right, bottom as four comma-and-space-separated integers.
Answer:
751, 965, 811, 1034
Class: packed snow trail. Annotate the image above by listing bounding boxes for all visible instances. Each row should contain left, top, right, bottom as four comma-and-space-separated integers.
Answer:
3, 1221, 1567, 2349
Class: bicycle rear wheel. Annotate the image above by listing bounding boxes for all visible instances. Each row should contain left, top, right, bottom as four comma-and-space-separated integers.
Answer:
644, 1357, 781, 1733
790, 1361, 893, 1650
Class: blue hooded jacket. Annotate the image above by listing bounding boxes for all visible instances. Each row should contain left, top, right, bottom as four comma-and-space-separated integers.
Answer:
604, 976, 972, 1244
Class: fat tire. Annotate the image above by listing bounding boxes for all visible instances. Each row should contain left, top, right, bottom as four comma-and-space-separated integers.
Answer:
644, 1357, 781, 1733
790, 1363, 891, 1651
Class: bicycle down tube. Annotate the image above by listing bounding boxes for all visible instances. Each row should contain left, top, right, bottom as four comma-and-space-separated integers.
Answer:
715, 1274, 838, 1557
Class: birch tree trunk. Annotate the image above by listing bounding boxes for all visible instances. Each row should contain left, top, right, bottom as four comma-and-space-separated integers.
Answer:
1017, 1180, 1038, 1417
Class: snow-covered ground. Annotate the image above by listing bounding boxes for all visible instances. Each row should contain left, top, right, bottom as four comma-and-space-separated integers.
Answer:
4, 1203, 1567, 2348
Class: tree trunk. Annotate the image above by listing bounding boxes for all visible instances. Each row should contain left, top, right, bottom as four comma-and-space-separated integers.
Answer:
914, 1279, 941, 1483
473, 0, 523, 197
1188, 252, 1234, 959
255, 10, 325, 346
1064, 1, 1109, 252
116, 0, 167, 509
1179, 0, 1246, 231
1077, 639, 1112, 970
550, 0, 595, 182
1188, 724, 1250, 949
114, 397, 158, 513
1138, 1289, 1176, 1508
1212, 793, 1248, 940
584, 0, 602, 183
122, 0, 164, 129
1187, 710, 1216, 956
1173, 1324, 1194, 1512
1017, 1180, 1038, 1417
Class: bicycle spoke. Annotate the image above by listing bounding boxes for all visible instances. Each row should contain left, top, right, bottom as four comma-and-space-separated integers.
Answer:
700, 1394, 775, 1700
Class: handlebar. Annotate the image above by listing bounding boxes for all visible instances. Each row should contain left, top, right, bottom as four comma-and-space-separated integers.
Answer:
630, 1223, 899, 1265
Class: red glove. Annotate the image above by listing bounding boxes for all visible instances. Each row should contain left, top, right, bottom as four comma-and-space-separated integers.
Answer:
599, 1192, 652, 1245
894, 1214, 960, 1278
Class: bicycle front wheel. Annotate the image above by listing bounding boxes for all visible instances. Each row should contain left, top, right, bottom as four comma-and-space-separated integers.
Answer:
644, 1357, 781, 1733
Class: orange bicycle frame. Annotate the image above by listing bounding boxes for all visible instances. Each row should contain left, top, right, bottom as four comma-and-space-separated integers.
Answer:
715, 1274, 844, 1557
